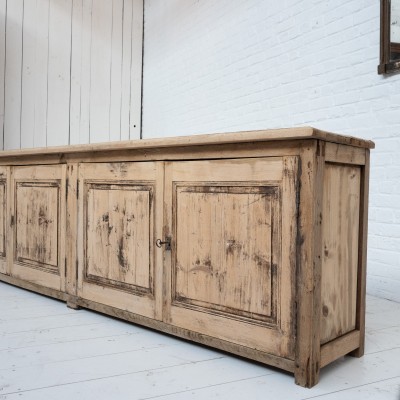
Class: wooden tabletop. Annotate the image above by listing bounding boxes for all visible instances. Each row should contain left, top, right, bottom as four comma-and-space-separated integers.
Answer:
0, 127, 375, 159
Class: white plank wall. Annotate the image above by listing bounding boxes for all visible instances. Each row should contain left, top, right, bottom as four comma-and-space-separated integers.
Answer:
0, 0, 6, 149
47, 0, 72, 147
0, 0, 143, 150
3, 0, 23, 150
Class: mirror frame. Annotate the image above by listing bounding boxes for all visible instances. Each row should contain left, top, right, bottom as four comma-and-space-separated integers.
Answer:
378, 0, 400, 74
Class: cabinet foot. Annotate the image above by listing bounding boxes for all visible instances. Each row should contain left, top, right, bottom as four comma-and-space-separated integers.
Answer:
294, 362, 320, 388
67, 299, 81, 310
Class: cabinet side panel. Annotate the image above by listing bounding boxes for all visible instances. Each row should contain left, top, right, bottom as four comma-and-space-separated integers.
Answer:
321, 163, 361, 344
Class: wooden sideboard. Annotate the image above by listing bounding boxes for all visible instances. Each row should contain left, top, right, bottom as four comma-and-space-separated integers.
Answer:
0, 127, 374, 387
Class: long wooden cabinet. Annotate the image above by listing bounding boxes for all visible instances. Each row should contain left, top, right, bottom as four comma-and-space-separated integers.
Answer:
0, 127, 374, 387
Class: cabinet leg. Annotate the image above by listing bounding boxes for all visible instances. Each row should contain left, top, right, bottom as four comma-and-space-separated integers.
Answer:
294, 360, 320, 388
67, 297, 81, 310
349, 343, 364, 358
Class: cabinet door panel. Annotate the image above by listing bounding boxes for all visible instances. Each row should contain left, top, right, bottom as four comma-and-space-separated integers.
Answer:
164, 157, 298, 358
10, 165, 66, 290
0, 167, 9, 275
78, 162, 163, 320
174, 185, 279, 323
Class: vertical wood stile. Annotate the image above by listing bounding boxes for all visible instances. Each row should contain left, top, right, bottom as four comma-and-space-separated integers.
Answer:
350, 149, 370, 358
295, 140, 325, 387
0, 166, 9, 274
7, 166, 14, 275
65, 163, 79, 302
154, 161, 165, 321
162, 161, 173, 324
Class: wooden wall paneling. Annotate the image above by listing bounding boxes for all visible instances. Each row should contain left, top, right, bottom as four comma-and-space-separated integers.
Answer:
294, 141, 324, 388
46, 0, 72, 147
109, 0, 123, 141
0, 0, 6, 150
69, 0, 84, 145
20, 0, 49, 149
130, 0, 143, 139
0, 166, 8, 274
71, 0, 92, 145
4, 0, 23, 150
320, 163, 361, 344
120, 0, 133, 141
10, 165, 67, 291
89, 0, 113, 143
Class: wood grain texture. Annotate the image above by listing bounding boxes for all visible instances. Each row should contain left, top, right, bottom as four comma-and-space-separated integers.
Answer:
164, 157, 298, 358
73, 295, 296, 373
0, 127, 374, 159
320, 163, 361, 344
174, 185, 277, 323
10, 165, 66, 291
320, 330, 360, 368
0, 134, 372, 388
350, 150, 370, 358
85, 182, 152, 292
15, 182, 59, 269
77, 161, 162, 320
0, 166, 8, 274
294, 141, 324, 388
325, 143, 366, 165
65, 163, 78, 297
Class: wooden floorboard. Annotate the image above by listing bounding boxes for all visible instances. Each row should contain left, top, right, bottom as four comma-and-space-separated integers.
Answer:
0, 282, 399, 399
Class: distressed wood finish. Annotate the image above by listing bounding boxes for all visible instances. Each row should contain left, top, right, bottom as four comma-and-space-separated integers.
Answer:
164, 157, 298, 358
0, 166, 8, 275
0, 128, 373, 388
9, 165, 66, 291
321, 164, 361, 344
77, 162, 163, 320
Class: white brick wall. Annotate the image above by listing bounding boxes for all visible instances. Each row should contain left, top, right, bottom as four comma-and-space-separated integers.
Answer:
142, 0, 400, 301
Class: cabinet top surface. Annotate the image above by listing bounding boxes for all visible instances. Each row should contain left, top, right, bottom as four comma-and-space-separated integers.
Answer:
0, 127, 374, 159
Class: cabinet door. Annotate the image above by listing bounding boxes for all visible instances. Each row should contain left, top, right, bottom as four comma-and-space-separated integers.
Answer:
77, 162, 163, 320
10, 165, 67, 291
0, 167, 9, 275
164, 157, 298, 359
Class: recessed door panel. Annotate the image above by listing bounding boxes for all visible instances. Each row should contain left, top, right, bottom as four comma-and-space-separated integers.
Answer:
10, 165, 66, 291
174, 185, 279, 325
78, 162, 163, 320
164, 157, 298, 358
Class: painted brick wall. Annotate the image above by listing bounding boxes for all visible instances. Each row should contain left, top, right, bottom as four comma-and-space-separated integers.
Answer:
142, 0, 400, 301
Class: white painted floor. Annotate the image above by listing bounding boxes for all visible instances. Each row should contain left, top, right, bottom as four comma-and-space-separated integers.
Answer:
0, 282, 399, 400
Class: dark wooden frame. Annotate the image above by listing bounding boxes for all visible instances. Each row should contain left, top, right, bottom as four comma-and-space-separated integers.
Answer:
379, 0, 400, 74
